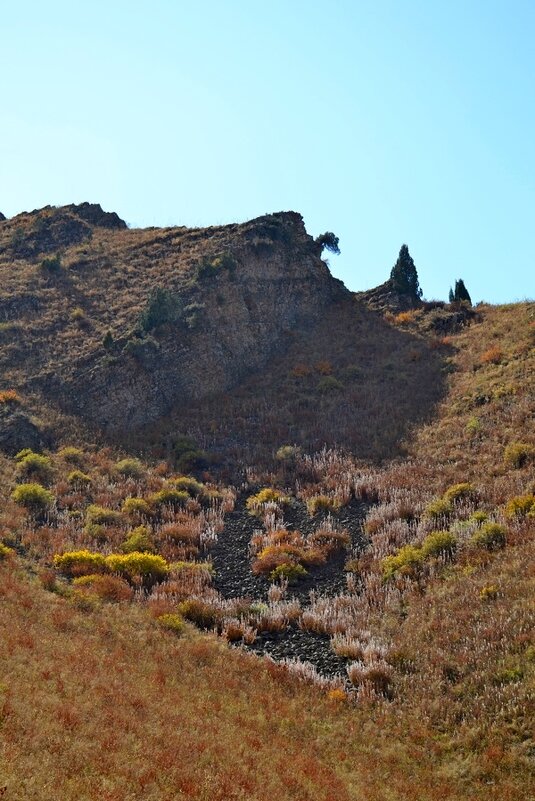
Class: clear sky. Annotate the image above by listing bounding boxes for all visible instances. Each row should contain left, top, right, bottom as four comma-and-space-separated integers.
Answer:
1, 0, 533, 302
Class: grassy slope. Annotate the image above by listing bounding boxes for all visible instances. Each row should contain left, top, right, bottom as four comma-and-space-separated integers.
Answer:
0, 301, 533, 799
3, 557, 532, 801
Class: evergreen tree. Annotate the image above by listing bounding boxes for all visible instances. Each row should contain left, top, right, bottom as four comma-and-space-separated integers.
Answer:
453, 278, 472, 305
390, 244, 422, 299
448, 287, 455, 303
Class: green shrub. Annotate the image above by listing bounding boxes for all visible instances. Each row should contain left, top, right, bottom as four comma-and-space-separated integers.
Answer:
121, 526, 154, 554
306, 495, 340, 516
53, 550, 107, 577
67, 470, 92, 487
122, 497, 151, 517
275, 445, 301, 462
114, 458, 144, 478
493, 666, 524, 685
196, 252, 236, 280
420, 530, 457, 560
246, 488, 290, 515
469, 511, 488, 525
149, 488, 190, 509
505, 495, 535, 518
15, 448, 35, 462
270, 563, 308, 583
424, 497, 452, 520
169, 476, 205, 497
442, 483, 476, 504
318, 376, 344, 393
57, 446, 85, 465
504, 442, 535, 469
157, 613, 185, 635
104, 552, 169, 584
16, 452, 52, 481
12, 483, 54, 511
139, 287, 183, 332
85, 504, 122, 526
0, 543, 14, 560
470, 522, 507, 551
40, 253, 62, 273
382, 544, 424, 580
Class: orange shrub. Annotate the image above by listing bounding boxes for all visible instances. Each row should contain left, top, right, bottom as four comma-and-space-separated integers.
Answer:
0, 389, 21, 404
480, 345, 503, 365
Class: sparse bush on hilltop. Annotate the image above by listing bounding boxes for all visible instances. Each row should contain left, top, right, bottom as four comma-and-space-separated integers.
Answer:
315, 232, 340, 255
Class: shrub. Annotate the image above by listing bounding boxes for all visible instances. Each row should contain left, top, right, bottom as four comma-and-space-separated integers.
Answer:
196, 252, 236, 280
275, 445, 301, 462
12, 483, 54, 511
470, 522, 507, 551
318, 376, 344, 393
178, 599, 220, 629
105, 552, 169, 584
424, 497, 452, 520
121, 526, 154, 554
14, 448, 35, 461
85, 504, 122, 526
246, 488, 290, 515
270, 563, 308, 583
40, 253, 62, 273
442, 483, 476, 504
53, 550, 107, 578
504, 442, 535, 469
57, 446, 85, 465
382, 544, 424, 580
306, 495, 340, 516
72, 573, 133, 602
505, 495, 535, 518
122, 497, 151, 517
469, 511, 488, 525
0, 389, 21, 405
480, 584, 499, 601
139, 287, 183, 332
16, 452, 52, 481
114, 458, 144, 478
0, 543, 14, 560
169, 476, 205, 497
149, 488, 190, 509
480, 346, 503, 365
420, 530, 457, 560
67, 470, 92, 487
157, 613, 185, 635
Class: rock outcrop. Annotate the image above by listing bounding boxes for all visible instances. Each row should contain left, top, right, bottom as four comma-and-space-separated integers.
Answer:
68, 211, 348, 432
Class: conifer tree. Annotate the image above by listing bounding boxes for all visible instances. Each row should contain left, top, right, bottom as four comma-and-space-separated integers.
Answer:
390, 244, 422, 299
453, 278, 472, 305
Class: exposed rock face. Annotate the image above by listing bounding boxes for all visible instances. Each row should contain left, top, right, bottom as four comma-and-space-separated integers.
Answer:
65, 203, 127, 230
8, 203, 126, 257
0, 409, 50, 455
356, 278, 423, 313
0, 212, 6, 222
69, 212, 348, 432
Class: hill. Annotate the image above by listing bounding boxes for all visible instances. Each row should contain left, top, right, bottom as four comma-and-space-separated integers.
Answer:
0, 204, 533, 800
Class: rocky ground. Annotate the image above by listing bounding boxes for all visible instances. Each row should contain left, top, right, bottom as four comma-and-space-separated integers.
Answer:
211, 494, 368, 677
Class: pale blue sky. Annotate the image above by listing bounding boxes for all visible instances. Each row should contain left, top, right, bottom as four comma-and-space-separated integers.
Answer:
1, 1, 533, 302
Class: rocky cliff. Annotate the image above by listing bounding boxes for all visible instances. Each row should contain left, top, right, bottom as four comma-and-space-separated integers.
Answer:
0, 205, 347, 438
